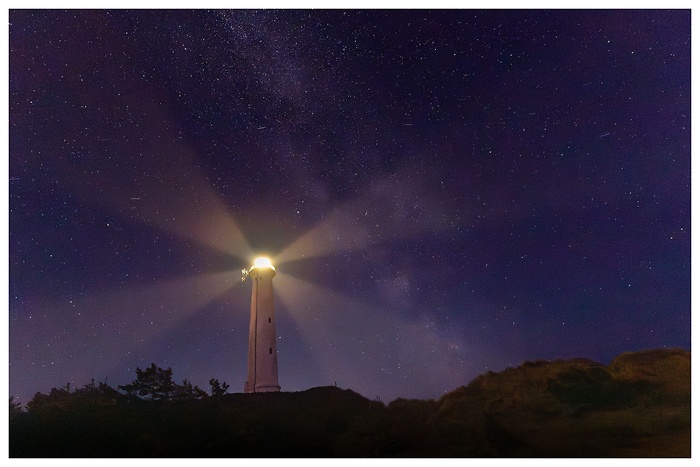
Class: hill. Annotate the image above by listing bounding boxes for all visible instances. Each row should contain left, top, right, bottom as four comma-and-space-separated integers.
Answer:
9, 348, 690, 457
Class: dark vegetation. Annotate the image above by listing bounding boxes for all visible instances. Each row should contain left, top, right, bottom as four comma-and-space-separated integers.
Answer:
9, 348, 690, 457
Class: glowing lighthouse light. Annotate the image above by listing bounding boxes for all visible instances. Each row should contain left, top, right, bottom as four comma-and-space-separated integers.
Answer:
252, 257, 275, 270
244, 257, 280, 393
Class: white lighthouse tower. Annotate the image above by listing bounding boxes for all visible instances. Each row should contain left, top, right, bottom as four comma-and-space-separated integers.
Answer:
244, 257, 281, 393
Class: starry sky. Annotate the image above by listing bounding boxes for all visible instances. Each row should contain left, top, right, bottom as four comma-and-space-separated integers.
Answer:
8, 9, 691, 405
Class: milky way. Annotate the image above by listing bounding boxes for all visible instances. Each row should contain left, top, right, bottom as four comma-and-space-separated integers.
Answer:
8, 9, 690, 404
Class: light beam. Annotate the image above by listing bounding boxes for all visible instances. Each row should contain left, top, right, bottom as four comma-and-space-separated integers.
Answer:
64, 95, 253, 262
275, 166, 462, 265
9, 270, 241, 400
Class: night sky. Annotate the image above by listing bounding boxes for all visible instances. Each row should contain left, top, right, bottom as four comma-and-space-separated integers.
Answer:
8, 9, 690, 405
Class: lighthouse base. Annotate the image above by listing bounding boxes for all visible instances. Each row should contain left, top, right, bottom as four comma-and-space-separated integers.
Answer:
244, 381, 281, 393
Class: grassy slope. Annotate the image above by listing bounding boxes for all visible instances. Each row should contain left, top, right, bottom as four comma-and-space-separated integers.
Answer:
9, 348, 690, 457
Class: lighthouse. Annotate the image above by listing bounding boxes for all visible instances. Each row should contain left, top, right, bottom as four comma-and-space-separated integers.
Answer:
244, 257, 281, 393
